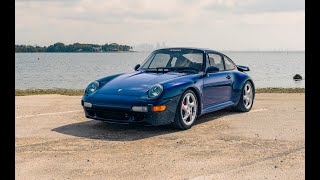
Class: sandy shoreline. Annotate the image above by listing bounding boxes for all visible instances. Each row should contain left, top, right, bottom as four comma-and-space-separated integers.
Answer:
15, 93, 305, 179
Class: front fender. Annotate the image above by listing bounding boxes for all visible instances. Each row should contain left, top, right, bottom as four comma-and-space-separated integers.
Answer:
162, 81, 194, 99
82, 73, 125, 101
157, 75, 203, 106
149, 80, 201, 120
96, 73, 125, 86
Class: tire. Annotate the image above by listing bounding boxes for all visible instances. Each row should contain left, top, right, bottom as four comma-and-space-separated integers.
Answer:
172, 90, 198, 130
233, 81, 255, 112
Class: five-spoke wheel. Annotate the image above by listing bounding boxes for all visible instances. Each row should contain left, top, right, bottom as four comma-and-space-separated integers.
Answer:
243, 83, 254, 109
233, 81, 255, 112
173, 90, 198, 130
181, 92, 197, 126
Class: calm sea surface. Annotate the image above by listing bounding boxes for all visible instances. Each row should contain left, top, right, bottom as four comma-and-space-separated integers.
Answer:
15, 52, 305, 89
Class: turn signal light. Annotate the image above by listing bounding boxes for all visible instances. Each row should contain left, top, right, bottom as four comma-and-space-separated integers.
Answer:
152, 105, 166, 112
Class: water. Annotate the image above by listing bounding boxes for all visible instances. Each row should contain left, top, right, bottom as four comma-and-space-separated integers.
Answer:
15, 51, 305, 89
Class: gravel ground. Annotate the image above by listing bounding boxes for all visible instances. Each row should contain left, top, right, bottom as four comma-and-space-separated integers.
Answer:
15, 93, 305, 179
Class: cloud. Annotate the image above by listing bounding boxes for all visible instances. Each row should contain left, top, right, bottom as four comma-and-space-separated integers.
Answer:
16, 0, 304, 24
204, 0, 304, 14
15, 0, 305, 50
15, 0, 79, 2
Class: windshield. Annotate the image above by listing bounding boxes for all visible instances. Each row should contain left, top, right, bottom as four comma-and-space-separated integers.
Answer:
140, 49, 204, 72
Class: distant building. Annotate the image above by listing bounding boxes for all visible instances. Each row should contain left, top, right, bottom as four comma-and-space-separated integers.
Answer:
132, 42, 167, 52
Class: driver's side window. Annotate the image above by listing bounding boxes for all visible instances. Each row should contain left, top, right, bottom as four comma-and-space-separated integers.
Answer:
208, 53, 224, 71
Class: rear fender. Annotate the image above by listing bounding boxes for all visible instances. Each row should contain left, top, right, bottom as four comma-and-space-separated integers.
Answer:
231, 73, 254, 104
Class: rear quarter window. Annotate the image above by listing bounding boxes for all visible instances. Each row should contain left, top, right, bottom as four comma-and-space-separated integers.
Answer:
224, 55, 236, 70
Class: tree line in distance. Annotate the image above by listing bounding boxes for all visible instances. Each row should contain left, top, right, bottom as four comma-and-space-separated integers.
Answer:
15, 42, 133, 52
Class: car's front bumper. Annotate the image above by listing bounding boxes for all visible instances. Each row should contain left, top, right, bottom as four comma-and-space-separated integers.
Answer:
81, 96, 179, 126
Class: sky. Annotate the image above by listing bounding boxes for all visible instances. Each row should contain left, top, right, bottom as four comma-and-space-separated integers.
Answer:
15, 0, 305, 51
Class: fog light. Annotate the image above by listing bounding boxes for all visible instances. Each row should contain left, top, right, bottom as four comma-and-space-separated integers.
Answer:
83, 102, 92, 108
152, 105, 166, 112
132, 106, 148, 112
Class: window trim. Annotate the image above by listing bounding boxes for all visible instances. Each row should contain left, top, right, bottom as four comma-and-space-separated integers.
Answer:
223, 55, 236, 71
207, 53, 226, 71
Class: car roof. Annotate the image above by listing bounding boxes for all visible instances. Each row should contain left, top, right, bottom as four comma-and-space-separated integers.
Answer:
155, 47, 224, 55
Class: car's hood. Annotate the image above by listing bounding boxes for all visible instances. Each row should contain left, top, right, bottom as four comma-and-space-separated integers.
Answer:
96, 71, 186, 96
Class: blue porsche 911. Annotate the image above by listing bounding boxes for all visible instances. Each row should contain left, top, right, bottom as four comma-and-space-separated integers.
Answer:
82, 48, 255, 130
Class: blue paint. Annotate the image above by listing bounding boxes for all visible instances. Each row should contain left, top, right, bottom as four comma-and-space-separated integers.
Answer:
82, 48, 254, 126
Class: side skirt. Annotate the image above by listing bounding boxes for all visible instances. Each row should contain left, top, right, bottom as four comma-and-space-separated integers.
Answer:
200, 101, 235, 115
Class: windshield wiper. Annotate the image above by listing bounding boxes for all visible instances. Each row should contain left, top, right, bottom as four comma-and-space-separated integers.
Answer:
142, 67, 175, 73
171, 67, 199, 74
141, 67, 199, 74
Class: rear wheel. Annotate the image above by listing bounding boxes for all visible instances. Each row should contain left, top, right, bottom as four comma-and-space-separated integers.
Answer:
173, 90, 198, 130
233, 81, 255, 112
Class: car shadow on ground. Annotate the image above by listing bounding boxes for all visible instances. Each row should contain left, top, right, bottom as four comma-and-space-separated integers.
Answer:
52, 108, 240, 141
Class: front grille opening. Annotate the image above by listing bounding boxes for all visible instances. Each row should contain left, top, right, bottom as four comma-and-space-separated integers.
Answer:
133, 113, 145, 121
93, 108, 146, 121
96, 111, 131, 120
87, 110, 95, 117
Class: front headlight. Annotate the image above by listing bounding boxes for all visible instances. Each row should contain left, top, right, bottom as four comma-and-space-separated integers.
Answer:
85, 81, 99, 95
148, 84, 163, 98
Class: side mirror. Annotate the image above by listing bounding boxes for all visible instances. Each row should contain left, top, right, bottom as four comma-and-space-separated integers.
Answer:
134, 64, 141, 71
205, 66, 219, 74
237, 65, 250, 72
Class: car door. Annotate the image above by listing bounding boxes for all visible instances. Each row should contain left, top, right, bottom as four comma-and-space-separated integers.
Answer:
223, 55, 237, 101
203, 53, 233, 109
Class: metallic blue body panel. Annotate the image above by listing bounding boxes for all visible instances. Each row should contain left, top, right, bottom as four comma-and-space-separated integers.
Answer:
203, 71, 232, 108
82, 48, 254, 126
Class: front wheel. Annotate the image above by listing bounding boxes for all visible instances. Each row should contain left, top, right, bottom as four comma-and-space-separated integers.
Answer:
233, 81, 255, 112
172, 90, 198, 130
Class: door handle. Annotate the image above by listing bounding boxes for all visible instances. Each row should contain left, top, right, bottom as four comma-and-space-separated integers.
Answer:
226, 75, 231, 79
